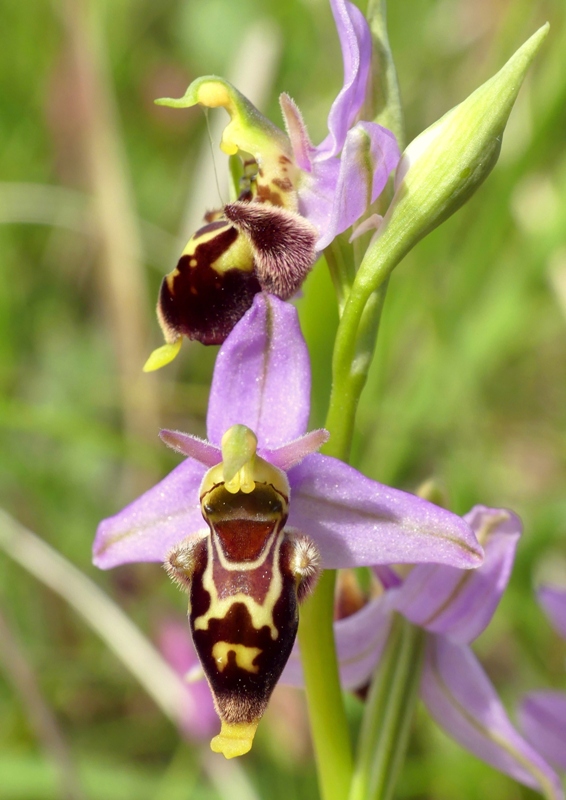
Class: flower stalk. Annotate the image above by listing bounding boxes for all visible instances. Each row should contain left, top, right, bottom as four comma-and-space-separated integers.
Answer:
298, 571, 354, 800
297, 271, 388, 799
297, 5, 406, 795
325, 239, 356, 314
349, 615, 425, 800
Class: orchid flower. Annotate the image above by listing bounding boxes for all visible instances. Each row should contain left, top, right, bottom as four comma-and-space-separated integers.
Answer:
143, 0, 400, 371
95, 292, 482, 758
519, 585, 566, 773
282, 508, 563, 799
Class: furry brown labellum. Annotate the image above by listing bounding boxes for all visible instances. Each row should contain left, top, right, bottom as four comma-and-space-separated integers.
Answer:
165, 425, 320, 758
157, 217, 261, 347
155, 200, 318, 349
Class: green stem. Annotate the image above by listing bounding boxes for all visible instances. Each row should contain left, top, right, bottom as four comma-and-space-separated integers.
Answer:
325, 279, 389, 460
349, 616, 425, 800
298, 572, 353, 800
299, 4, 406, 795
298, 276, 390, 800
327, 208, 416, 459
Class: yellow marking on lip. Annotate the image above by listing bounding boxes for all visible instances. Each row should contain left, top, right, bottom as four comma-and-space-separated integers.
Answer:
194, 533, 283, 639
210, 720, 258, 759
212, 641, 262, 673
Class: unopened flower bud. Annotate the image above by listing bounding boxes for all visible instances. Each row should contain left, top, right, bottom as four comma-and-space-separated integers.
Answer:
385, 24, 549, 248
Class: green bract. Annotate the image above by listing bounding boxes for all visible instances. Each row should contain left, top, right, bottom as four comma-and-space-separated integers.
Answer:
383, 23, 549, 253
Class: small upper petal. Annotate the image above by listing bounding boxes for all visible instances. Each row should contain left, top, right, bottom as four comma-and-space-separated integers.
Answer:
283, 1, 400, 249
288, 454, 483, 570
422, 636, 564, 799
280, 93, 314, 173
93, 459, 206, 568
159, 430, 221, 467
261, 429, 329, 471
206, 293, 311, 449
519, 691, 566, 772
538, 584, 566, 639
391, 507, 520, 643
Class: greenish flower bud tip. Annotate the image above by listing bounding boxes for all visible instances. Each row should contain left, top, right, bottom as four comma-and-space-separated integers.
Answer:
385, 23, 549, 247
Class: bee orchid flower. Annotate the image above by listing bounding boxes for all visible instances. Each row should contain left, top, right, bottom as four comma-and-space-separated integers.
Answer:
144, 0, 400, 370
94, 293, 482, 758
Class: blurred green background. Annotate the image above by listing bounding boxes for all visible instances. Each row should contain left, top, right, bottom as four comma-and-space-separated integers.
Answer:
1, 0, 565, 797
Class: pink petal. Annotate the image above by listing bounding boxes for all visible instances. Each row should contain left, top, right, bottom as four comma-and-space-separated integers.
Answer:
392, 507, 520, 643
519, 691, 566, 772
333, 595, 392, 690
538, 585, 566, 639
280, 595, 392, 692
93, 460, 206, 568
295, 158, 340, 247
206, 293, 311, 449
288, 454, 483, 570
280, 93, 314, 172
159, 430, 221, 467
422, 637, 564, 798
315, 122, 399, 249
262, 429, 329, 471
318, 0, 372, 158
298, 122, 400, 250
